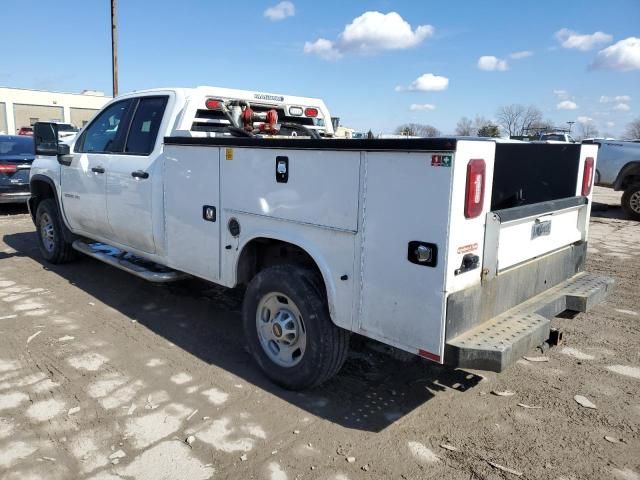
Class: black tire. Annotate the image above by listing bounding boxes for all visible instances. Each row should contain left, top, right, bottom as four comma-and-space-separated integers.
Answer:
35, 198, 77, 264
621, 184, 640, 221
242, 265, 349, 390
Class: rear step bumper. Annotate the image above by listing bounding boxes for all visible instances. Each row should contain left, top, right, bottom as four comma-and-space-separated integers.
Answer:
444, 272, 614, 372
72, 241, 189, 283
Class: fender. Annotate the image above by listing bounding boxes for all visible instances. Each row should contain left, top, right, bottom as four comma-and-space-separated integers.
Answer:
613, 161, 640, 191
29, 174, 76, 244
234, 230, 344, 327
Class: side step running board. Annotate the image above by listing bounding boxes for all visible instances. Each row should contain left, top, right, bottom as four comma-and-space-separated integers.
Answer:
72, 240, 189, 283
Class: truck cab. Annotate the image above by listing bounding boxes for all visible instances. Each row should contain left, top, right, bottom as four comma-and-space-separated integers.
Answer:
538, 132, 576, 143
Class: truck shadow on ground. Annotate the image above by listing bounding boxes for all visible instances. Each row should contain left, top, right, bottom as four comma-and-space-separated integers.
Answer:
3, 230, 483, 433
0, 204, 29, 216
591, 202, 634, 221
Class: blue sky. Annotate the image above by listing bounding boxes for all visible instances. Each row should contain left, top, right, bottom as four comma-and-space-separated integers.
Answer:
1, 1, 638, 135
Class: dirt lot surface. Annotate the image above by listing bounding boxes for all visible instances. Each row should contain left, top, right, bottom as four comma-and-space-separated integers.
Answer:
0, 187, 638, 480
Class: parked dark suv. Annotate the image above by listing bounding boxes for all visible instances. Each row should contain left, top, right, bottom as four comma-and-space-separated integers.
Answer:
0, 135, 34, 204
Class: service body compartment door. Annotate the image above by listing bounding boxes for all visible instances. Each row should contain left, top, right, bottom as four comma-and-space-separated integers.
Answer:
357, 151, 454, 360
221, 147, 360, 232
163, 145, 220, 280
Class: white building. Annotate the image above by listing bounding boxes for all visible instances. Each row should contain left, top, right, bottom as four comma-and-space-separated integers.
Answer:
0, 87, 111, 135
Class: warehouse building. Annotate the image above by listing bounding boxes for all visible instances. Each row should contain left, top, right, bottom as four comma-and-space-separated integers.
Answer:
0, 86, 111, 135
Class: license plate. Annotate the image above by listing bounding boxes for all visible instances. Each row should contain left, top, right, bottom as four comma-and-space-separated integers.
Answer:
531, 220, 552, 239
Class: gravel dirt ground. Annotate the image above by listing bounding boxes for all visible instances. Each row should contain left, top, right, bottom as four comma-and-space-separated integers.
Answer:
0, 186, 638, 480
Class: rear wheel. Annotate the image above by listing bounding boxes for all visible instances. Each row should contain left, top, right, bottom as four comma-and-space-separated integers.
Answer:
621, 184, 640, 221
35, 198, 77, 263
242, 265, 349, 390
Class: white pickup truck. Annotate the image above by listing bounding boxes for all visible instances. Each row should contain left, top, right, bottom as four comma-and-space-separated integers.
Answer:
29, 86, 613, 390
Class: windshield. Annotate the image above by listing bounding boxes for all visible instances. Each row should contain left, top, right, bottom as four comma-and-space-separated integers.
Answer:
0, 136, 34, 157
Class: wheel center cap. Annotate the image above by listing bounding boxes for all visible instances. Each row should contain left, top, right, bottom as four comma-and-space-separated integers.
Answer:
272, 323, 283, 338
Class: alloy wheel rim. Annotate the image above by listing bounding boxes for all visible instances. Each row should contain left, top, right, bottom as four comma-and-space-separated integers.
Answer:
256, 292, 306, 367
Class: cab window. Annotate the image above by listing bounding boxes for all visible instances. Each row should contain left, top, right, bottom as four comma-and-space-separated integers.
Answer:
124, 96, 168, 155
76, 99, 133, 153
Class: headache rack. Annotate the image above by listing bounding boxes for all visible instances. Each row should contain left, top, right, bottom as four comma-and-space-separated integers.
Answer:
189, 98, 325, 138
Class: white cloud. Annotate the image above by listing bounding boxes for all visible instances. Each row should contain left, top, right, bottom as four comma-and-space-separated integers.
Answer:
409, 103, 436, 111
555, 28, 612, 51
577, 116, 594, 124
264, 1, 295, 21
554, 89, 569, 99
396, 73, 449, 92
303, 38, 341, 60
613, 103, 631, 111
477, 56, 508, 71
304, 11, 434, 59
591, 37, 640, 71
606, 121, 615, 128
600, 95, 632, 103
510, 50, 533, 59
557, 100, 578, 110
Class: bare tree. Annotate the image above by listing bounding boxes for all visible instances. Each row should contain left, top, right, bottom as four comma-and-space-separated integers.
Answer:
522, 106, 543, 135
577, 121, 599, 140
530, 118, 555, 132
495, 105, 523, 136
420, 125, 441, 137
455, 117, 474, 136
496, 104, 542, 137
395, 123, 441, 137
625, 118, 640, 140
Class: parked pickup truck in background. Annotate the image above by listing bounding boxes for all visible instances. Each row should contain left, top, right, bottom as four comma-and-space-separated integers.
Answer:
589, 139, 640, 220
29, 86, 613, 390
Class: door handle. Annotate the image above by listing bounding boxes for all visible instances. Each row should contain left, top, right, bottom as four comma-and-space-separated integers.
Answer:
131, 170, 149, 179
91, 166, 105, 174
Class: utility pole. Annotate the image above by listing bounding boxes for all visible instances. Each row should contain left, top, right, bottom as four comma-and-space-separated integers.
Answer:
567, 121, 575, 133
111, 0, 118, 97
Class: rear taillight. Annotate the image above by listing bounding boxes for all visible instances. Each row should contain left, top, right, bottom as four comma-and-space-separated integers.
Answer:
0, 164, 17, 174
464, 159, 486, 218
304, 107, 318, 117
582, 157, 594, 196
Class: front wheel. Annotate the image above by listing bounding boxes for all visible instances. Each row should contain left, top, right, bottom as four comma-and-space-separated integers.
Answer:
242, 265, 349, 390
35, 198, 77, 264
621, 184, 640, 221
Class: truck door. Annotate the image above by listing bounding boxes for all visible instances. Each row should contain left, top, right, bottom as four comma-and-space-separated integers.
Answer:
62, 99, 134, 239
105, 96, 168, 254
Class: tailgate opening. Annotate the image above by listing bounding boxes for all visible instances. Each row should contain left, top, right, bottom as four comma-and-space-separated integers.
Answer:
485, 143, 588, 274
491, 143, 581, 212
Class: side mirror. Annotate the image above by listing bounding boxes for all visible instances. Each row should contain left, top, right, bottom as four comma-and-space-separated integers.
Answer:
33, 122, 59, 156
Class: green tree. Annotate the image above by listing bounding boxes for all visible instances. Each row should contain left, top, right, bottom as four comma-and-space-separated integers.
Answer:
477, 124, 501, 137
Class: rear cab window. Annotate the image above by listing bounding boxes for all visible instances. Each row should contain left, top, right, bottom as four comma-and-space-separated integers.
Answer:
125, 97, 168, 155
